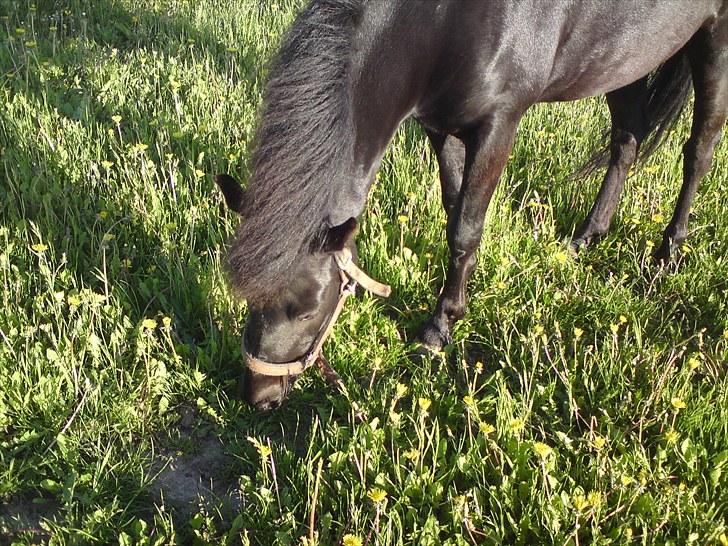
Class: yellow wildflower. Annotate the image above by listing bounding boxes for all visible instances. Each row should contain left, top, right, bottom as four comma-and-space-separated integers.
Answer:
620, 474, 633, 486
587, 490, 602, 507
111, 115, 122, 125
479, 422, 495, 435
31, 243, 48, 252
418, 397, 432, 413
463, 395, 475, 407
403, 448, 419, 462
141, 318, 157, 330
573, 327, 583, 339
509, 418, 524, 432
665, 429, 679, 444
367, 488, 387, 504
533, 442, 553, 458
397, 215, 408, 224
592, 435, 606, 450
554, 251, 568, 265
395, 383, 408, 398
342, 535, 362, 546
572, 493, 589, 511
670, 397, 686, 411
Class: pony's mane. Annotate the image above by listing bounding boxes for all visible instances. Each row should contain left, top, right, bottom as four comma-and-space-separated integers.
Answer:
229, 0, 362, 304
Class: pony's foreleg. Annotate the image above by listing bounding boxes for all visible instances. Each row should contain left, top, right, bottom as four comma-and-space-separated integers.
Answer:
656, 25, 727, 262
572, 80, 648, 249
419, 114, 520, 350
426, 131, 466, 218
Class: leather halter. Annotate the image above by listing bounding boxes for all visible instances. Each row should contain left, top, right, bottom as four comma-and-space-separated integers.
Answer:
244, 247, 391, 377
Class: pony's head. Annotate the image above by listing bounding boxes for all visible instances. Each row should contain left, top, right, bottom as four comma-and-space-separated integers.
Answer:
216, 175, 368, 410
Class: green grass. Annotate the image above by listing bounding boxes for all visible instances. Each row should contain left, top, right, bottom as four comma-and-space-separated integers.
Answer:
1, 1, 727, 544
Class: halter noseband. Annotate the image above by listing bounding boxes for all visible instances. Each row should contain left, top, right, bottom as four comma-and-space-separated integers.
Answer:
243, 247, 391, 378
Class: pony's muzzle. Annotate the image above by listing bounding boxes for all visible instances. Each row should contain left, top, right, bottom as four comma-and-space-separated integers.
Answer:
242, 368, 297, 411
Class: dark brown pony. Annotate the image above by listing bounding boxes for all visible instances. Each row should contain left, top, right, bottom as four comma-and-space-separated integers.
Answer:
218, 0, 727, 409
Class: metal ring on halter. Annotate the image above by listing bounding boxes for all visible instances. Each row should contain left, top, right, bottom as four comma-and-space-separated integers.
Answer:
243, 248, 390, 378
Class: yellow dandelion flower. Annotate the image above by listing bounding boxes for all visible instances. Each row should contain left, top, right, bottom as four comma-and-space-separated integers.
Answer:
723, 329, 728, 340
665, 429, 679, 444
497, 281, 507, 290
474, 361, 483, 374
619, 315, 628, 324
651, 213, 664, 223
719, 533, 727, 546
587, 490, 602, 507
24, 40, 37, 48
463, 395, 475, 407
533, 442, 553, 458
103, 233, 115, 242
688, 355, 701, 370
620, 474, 633, 486
395, 383, 408, 398
31, 243, 48, 252
418, 397, 432, 413
397, 215, 409, 224
141, 318, 157, 330
342, 534, 362, 546
367, 487, 387, 504
533, 324, 544, 336
592, 435, 606, 450
670, 397, 686, 411
101, 161, 114, 170
98, 210, 109, 220
554, 251, 568, 265
572, 493, 589, 511
162, 316, 172, 328
194, 169, 205, 179
573, 327, 584, 339
111, 115, 122, 125
610, 324, 619, 334
403, 448, 419, 462
509, 418, 524, 432
67, 295, 81, 306
479, 422, 496, 435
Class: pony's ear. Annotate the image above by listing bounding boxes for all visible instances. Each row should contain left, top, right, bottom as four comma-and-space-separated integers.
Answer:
215, 174, 246, 214
323, 217, 358, 252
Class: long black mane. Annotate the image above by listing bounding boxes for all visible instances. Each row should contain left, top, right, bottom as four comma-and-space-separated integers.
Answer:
229, 0, 362, 304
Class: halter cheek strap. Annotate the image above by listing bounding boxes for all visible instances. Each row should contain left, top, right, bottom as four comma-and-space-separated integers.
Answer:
244, 247, 390, 378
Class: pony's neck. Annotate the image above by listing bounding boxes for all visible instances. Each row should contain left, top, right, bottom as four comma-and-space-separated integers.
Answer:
326, 7, 431, 227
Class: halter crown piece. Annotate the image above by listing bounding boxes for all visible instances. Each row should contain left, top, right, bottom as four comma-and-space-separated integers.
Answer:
243, 247, 391, 378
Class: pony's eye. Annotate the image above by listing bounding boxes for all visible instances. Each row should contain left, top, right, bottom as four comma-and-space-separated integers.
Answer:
297, 313, 314, 322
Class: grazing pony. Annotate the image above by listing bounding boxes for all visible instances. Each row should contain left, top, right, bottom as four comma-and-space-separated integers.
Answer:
217, 0, 727, 409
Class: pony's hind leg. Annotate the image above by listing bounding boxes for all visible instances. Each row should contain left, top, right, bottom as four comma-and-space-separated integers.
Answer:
655, 22, 728, 262
418, 113, 521, 350
572, 80, 648, 249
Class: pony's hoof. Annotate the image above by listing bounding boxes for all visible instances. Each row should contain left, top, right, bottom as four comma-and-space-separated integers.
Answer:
417, 318, 452, 352
569, 236, 589, 255
653, 240, 681, 265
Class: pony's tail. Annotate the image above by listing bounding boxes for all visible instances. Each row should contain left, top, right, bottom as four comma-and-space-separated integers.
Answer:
578, 51, 693, 175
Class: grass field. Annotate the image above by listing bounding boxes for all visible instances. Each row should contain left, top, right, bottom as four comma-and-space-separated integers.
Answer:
1, 1, 727, 544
